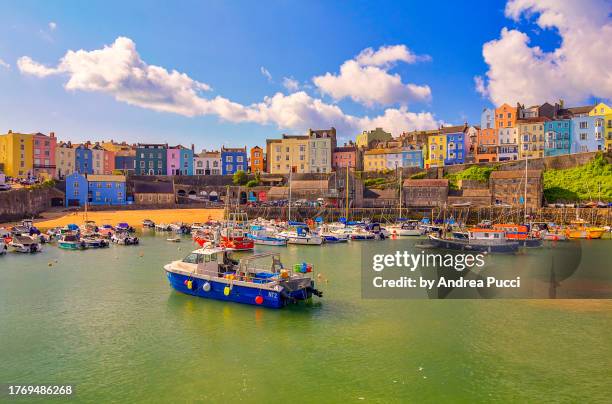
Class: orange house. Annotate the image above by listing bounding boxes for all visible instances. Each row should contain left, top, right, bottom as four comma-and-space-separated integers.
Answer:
250, 146, 265, 173
495, 103, 517, 129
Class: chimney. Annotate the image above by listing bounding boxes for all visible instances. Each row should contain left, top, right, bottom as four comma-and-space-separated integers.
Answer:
191, 143, 195, 152
50, 131, 55, 138
8, 129, 12, 134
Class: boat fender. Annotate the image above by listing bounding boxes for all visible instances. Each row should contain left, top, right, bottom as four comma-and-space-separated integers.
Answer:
202, 282, 211, 292
255, 295, 264, 305
223, 286, 231, 296
187, 280, 193, 290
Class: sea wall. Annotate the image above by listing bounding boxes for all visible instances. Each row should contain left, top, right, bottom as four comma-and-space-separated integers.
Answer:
0, 187, 64, 222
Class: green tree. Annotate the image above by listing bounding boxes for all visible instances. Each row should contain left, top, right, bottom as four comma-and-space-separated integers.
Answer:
232, 170, 248, 185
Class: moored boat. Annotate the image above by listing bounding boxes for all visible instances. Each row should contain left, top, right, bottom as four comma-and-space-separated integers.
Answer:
427, 228, 519, 253
0, 238, 6, 255
142, 219, 155, 228
163, 248, 322, 308
565, 220, 605, 239
248, 225, 287, 246
81, 236, 110, 248
492, 224, 542, 248
58, 234, 86, 250
279, 225, 323, 245
111, 232, 139, 245
8, 235, 42, 253
386, 220, 423, 237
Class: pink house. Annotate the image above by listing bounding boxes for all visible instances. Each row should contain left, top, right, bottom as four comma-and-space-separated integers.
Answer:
332, 145, 362, 170
103, 150, 116, 174
33, 132, 57, 179
167, 146, 182, 176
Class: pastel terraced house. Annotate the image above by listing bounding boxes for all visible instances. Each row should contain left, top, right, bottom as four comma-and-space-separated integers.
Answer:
589, 102, 612, 151
0, 130, 34, 178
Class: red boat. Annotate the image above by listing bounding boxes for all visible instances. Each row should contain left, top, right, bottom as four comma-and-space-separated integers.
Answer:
220, 227, 254, 251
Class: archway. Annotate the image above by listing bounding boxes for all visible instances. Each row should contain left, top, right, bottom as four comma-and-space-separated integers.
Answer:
177, 189, 186, 197
240, 191, 247, 205
209, 190, 218, 202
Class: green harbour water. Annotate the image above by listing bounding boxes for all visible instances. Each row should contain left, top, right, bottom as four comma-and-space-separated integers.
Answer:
1, 232, 611, 402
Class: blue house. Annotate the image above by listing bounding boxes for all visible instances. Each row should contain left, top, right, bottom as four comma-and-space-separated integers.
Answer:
115, 154, 135, 173
179, 147, 194, 176
135, 143, 167, 175
443, 132, 465, 165
544, 119, 571, 156
401, 149, 423, 168
571, 115, 604, 153
65, 172, 127, 207
221, 146, 247, 175
75, 144, 93, 174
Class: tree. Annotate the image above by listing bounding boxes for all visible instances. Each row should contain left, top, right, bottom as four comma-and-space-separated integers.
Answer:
232, 170, 248, 185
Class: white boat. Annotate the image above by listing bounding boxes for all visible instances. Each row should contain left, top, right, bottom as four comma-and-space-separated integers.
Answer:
317, 225, 348, 243
111, 232, 140, 245
248, 226, 287, 246
348, 227, 376, 240
386, 220, 423, 237
0, 238, 7, 255
155, 223, 171, 231
279, 225, 323, 245
9, 235, 42, 253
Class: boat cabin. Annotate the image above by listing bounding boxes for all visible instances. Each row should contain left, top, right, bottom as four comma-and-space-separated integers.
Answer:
467, 228, 507, 241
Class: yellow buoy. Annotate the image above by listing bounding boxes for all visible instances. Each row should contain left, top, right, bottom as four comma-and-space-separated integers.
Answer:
223, 286, 231, 296
187, 280, 193, 290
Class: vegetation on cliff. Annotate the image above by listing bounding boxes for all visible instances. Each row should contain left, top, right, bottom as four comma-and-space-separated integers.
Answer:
543, 153, 612, 202
445, 165, 498, 190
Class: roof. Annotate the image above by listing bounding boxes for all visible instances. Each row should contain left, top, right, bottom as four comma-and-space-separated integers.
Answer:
88, 175, 126, 182
403, 179, 449, 187
567, 106, 593, 114
516, 117, 551, 123
133, 181, 174, 194
334, 146, 357, 153
363, 188, 396, 199
490, 170, 542, 179
440, 124, 468, 134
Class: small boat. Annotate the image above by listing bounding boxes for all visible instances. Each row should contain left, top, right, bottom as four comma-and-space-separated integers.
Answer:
111, 232, 140, 245
492, 224, 542, 248
248, 226, 287, 246
386, 220, 423, 237
155, 223, 171, 232
115, 222, 135, 233
279, 225, 323, 245
0, 238, 6, 255
8, 235, 42, 253
58, 234, 86, 250
348, 227, 376, 240
530, 222, 567, 241
167, 237, 181, 243
427, 228, 519, 253
566, 220, 605, 239
317, 224, 348, 243
98, 225, 115, 238
220, 227, 255, 251
81, 236, 110, 248
142, 219, 155, 228
364, 223, 388, 239
163, 248, 322, 308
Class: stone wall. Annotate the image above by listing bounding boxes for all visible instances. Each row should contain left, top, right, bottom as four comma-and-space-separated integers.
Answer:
0, 187, 64, 222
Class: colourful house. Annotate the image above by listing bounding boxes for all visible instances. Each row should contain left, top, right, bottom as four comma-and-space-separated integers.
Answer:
356, 127, 392, 148
440, 126, 466, 165
517, 117, 549, 159
103, 149, 115, 174
167, 145, 193, 175
74, 144, 93, 174
544, 119, 571, 156
589, 102, 612, 152
476, 108, 498, 162
55, 142, 75, 179
250, 146, 265, 173
570, 106, 604, 153
135, 143, 167, 175
0, 130, 34, 178
65, 172, 127, 207
114, 151, 135, 174
425, 134, 446, 168
497, 127, 518, 161
221, 146, 247, 175
332, 145, 361, 170
32, 132, 56, 179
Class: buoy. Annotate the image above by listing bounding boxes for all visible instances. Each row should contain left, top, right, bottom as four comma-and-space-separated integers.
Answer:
202, 282, 211, 292
223, 286, 231, 296
255, 295, 264, 305
48, 262, 52, 267
183, 280, 188, 286
187, 280, 193, 290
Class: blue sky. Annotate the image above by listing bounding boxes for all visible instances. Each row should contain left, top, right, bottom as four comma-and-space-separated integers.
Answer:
0, 0, 609, 150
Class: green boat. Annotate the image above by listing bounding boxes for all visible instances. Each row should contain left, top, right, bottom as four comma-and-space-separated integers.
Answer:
58, 234, 86, 250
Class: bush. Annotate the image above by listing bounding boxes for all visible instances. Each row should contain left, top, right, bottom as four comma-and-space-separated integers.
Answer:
543, 153, 612, 202
232, 170, 248, 186
410, 171, 427, 179
245, 179, 259, 188
445, 165, 497, 190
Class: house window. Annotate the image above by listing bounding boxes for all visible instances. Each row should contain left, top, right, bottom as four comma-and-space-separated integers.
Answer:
226, 156, 233, 162
236, 156, 243, 163
579, 122, 588, 129
580, 133, 587, 141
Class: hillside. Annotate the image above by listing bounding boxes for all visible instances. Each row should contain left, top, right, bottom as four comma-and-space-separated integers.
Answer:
543, 153, 612, 202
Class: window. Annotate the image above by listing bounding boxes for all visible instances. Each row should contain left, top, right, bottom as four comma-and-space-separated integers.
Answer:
579, 121, 588, 129
226, 156, 233, 162
580, 133, 587, 141
236, 156, 243, 162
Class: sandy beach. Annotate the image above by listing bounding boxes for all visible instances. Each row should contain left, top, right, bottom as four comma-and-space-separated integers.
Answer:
11, 208, 225, 230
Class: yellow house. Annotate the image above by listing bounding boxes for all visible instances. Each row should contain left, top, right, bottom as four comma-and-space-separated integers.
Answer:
425, 134, 445, 168
0, 130, 34, 178
517, 118, 548, 159
356, 127, 392, 148
363, 149, 388, 172
589, 102, 612, 151
266, 135, 310, 174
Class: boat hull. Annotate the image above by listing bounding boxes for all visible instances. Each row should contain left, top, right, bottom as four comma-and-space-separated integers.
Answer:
517, 238, 543, 248
165, 271, 312, 309
286, 236, 323, 245
58, 241, 84, 250
427, 235, 519, 253
251, 237, 287, 246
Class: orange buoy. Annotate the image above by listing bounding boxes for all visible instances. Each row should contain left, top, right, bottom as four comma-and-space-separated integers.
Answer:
255, 295, 264, 305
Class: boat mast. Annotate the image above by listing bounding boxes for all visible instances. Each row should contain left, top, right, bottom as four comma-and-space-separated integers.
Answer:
345, 164, 349, 221
288, 169, 292, 222
398, 163, 402, 219
524, 154, 528, 224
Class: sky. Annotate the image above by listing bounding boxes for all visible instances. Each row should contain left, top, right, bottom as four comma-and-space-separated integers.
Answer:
0, 0, 610, 150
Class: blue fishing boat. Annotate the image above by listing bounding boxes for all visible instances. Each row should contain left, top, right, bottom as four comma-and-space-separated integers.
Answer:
58, 234, 86, 250
247, 225, 287, 246
164, 248, 322, 308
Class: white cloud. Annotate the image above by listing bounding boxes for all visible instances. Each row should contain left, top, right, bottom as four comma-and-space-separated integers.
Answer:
282, 76, 299, 91
477, 0, 612, 106
0, 58, 9, 69
17, 36, 440, 136
260, 66, 272, 82
312, 44, 431, 107
49, 22, 57, 31
355, 45, 431, 67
